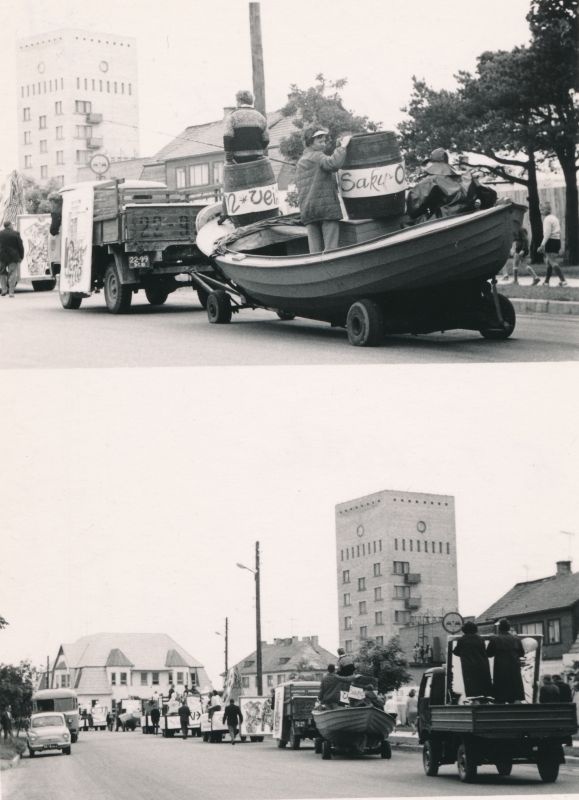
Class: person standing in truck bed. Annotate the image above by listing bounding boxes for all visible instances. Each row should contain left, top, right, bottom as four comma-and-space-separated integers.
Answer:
453, 621, 493, 699
486, 618, 525, 703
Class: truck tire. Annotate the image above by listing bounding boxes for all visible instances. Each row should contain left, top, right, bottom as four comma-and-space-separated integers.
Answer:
322, 739, 332, 760
71, 733, 78, 743
290, 732, 301, 750
423, 740, 441, 776
60, 292, 83, 310
104, 262, 132, 314
495, 758, 512, 776
145, 285, 169, 306
537, 746, 561, 783
207, 290, 232, 324
479, 294, 516, 340
381, 740, 392, 760
457, 742, 477, 783
346, 299, 384, 346
62, 746, 71, 755
314, 737, 323, 754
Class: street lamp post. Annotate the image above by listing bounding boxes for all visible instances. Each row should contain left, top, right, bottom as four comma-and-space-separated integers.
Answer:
236, 541, 263, 696
215, 617, 229, 678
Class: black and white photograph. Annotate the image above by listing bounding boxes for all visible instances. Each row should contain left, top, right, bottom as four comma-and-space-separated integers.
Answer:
0, 1, 578, 798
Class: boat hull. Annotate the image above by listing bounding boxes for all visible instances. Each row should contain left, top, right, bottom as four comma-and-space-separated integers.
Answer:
313, 706, 395, 744
213, 204, 523, 324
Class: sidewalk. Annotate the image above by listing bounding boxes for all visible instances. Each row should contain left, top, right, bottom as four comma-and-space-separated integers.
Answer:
499, 275, 579, 317
389, 729, 579, 759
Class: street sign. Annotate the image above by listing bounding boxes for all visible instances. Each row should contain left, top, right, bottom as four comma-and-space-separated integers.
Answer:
442, 611, 464, 634
89, 153, 110, 176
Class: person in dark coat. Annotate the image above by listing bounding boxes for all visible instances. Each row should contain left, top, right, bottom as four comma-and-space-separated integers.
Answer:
539, 675, 560, 703
223, 90, 269, 165
552, 674, 573, 702
486, 619, 525, 703
150, 705, 160, 735
453, 621, 493, 698
0, 221, 25, 297
296, 127, 351, 253
318, 664, 350, 708
222, 699, 243, 745
336, 647, 355, 677
178, 701, 192, 739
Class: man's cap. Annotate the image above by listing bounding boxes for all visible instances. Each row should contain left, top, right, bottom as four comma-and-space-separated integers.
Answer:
422, 147, 449, 165
312, 129, 329, 138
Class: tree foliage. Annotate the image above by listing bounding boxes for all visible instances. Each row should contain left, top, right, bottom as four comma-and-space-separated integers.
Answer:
0, 616, 8, 630
23, 176, 61, 214
0, 661, 36, 729
355, 637, 412, 694
279, 74, 380, 162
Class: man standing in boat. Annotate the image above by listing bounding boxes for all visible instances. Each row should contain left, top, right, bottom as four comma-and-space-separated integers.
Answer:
296, 127, 351, 253
223, 90, 269, 165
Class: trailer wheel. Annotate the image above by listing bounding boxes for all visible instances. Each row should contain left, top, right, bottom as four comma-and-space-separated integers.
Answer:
423, 741, 440, 775
197, 288, 209, 309
381, 740, 392, 760
290, 732, 301, 750
276, 310, 295, 321
537, 745, 561, 783
60, 292, 83, 310
322, 739, 332, 760
479, 294, 515, 340
346, 299, 384, 346
145, 285, 169, 305
314, 737, 323, 754
495, 758, 512, 777
33, 279, 56, 292
207, 290, 232, 324
457, 742, 477, 783
104, 262, 132, 314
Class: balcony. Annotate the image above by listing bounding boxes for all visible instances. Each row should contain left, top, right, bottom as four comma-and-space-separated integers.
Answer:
404, 572, 421, 585
87, 138, 103, 150
405, 597, 422, 610
86, 113, 103, 125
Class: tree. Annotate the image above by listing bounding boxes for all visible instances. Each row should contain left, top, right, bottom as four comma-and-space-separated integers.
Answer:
279, 74, 380, 162
355, 637, 412, 694
23, 176, 61, 215
0, 617, 8, 630
0, 661, 37, 732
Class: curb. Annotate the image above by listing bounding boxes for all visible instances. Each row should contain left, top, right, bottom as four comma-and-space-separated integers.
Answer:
511, 298, 579, 316
0, 753, 20, 771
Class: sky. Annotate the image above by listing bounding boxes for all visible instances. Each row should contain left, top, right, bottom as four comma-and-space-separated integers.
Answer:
1, 363, 577, 686
0, 0, 533, 180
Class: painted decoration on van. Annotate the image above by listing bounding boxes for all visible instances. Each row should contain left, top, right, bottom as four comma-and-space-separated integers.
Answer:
272, 686, 284, 739
18, 214, 51, 279
338, 162, 407, 198
240, 696, 274, 737
60, 184, 94, 293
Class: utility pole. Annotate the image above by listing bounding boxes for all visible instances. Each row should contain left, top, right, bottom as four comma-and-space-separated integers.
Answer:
255, 541, 263, 696
249, 3, 266, 117
225, 616, 229, 674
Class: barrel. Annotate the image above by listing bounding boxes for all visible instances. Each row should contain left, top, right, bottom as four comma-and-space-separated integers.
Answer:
223, 158, 280, 227
338, 132, 407, 220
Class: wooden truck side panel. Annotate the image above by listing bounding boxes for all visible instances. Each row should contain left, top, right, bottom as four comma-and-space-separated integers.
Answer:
430, 703, 577, 739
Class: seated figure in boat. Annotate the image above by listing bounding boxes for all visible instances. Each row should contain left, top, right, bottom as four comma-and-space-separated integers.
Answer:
318, 663, 352, 709
406, 148, 496, 223
296, 126, 352, 254
363, 683, 386, 710
223, 90, 270, 165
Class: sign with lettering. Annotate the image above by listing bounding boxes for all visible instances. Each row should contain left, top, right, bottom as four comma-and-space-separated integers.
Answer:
339, 162, 407, 198
442, 611, 464, 634
18, 214, 51, 279
347, 685, 365, 701
225, 184, 279, 216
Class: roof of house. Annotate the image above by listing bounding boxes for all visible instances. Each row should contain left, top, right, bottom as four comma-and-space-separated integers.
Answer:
76, 157, 162, 183
58, 633, 206, 672
234, 637, 336, 675
476, 566, 579, 622
75, 667, 111, 695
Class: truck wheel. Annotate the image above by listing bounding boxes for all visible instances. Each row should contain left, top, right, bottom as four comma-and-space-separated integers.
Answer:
33, 279, 56, 291
277, 738, 287, 749
290, 732, 301, 750
145, 285, 169, 306
276, 310, 295, 321
202, 733, 209, 742
71, 733, 78, 743
479, 294, 516, 340
104, 262, 132, 314
207, 290, 232, 324
537, 746, 561, 783
60, 292, 83, 310
495, 758, 512, 776
196, 288, 209, 309
381, 740, 392, 760
314, 737, 323, 754
62, 746, 71, 755
322, 739, 332, 760
457, 742, 477, 783
423, 741, 440, 776
346, 299, 384, 346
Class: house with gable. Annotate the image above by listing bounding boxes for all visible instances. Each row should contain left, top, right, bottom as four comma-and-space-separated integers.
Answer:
476, 561, 579, 670
51, 632, 212, 711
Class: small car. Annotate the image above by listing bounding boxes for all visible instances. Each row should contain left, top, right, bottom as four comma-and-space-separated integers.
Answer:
27, 712, 72, 756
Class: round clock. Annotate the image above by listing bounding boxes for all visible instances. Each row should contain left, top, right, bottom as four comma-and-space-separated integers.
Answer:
99, 60, 109, 73
417, 520, 427, 533
356, 524, 364, 538
37, 62, 46, 74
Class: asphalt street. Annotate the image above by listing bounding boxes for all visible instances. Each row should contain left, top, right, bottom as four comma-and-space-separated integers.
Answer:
1, 285, 578, 368
4, 732, 579, 800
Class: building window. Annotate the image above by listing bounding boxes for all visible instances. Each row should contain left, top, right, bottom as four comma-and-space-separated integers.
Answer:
189, 163, 209, 186
120, 672, 127, 686
373, 563, 381, 577
111, 672, 116, 685
417, 540, 421, 552
359, 601, 367, 615
55, 176, 64, 187
140, 672, 147, 686
75, 150, 90, 165
74, 100, 92, 114
60, 674, 70, 688
56, 126, 64, 140
446, 543, 450, 554
40, 165, 48, 179
344, 616, 352, 630
190, 672, 197, 686
375, 635, 384, 645
547, 619, 561, 644
56, 151, 64, 165
394, 538, 398, 551
360, 626, 368, 640
395, 610, 411, 624
393, 561, 409, 575
395, 585, 410, 599
345, 640, 353, 653
343, 593, 351, 607
276, 674, 283, 685
357, 577, 366, 591
55, 101, 63, 115
23, 107, 31, 121
176, 672, 184, 684
152, 672, 159, 685
375, 610, 383, 625
342, 570, 350, 584
24, 131, 32, 145
214, 162, 224, 184
374, 586, 382, 601
267, 675, 273, 687
39, 115, 47, 129
24, 155, 32, 169
176, 167, 187, 188
242, 677, 250, 688
402, 539, 406, 551
75, 125, 92, 139
520, 622, 543, 636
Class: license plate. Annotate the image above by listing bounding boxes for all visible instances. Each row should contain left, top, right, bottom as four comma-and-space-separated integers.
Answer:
129, 255, 150, 269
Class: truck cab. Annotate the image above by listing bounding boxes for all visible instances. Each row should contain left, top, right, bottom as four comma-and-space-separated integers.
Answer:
273, 680, 320, 750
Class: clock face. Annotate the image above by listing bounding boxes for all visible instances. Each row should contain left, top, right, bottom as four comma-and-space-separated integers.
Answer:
37, 62, 46, 74
417, 521, 427, 533
356, 524, 364, 538
99, 60, 109, 73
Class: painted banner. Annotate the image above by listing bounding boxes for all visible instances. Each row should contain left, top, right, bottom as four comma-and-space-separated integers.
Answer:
272, 686, 284, 739
60, 184, 94, 293
18, 214, 51, 280
339, 162, 407, 198
240, 696, 274, 737
224, 184, 279, 217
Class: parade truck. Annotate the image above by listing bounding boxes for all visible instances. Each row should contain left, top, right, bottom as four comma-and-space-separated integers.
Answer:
273, 681, 320, 750
56, 179, 212, 313
200, 709, 229, 742
417, 634, 578, 784
17, 213, 57, 291
161, 695, 203, 738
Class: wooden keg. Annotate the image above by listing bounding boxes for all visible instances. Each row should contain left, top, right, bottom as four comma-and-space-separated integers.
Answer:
223, 158, 280, 227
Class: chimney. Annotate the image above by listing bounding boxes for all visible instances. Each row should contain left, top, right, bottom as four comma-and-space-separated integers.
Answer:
223, 106, 235, 119
556, 560, 572, 576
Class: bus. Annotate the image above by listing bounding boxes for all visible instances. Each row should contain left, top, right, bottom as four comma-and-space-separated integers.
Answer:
31, 688, 80, 742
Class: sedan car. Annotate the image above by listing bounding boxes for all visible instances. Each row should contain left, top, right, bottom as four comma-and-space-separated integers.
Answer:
27, 712, 72, 756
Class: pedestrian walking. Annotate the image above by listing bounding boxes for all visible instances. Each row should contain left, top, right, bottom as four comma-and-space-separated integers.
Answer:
0, 707, 12, 740
178, 700, 192, 739
0, 221, 24, 297
222, 699, 243, 745
106, 710, 114, 732
539, 202, 567, 286
295, 127, 351, 253
405, 690, 418, 732
150, 705, 160, 735
486, 618, 525, 703
539, 675, 560, 703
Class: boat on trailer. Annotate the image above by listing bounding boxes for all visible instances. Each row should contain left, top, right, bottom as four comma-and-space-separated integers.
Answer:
312, 705, 396, 760
193, 201, 526, 347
